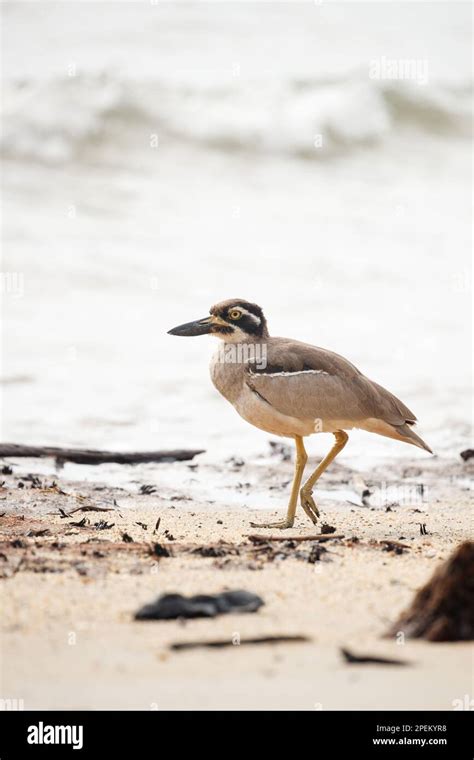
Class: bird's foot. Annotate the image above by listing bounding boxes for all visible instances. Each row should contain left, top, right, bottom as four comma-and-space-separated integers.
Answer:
249, 517, 294, 530
300, 488, 320, 525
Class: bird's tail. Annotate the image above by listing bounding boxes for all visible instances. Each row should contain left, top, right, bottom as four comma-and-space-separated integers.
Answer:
361, 417, 434, 453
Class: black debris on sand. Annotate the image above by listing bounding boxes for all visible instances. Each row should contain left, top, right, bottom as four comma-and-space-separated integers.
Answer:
134, 590, 264, 621
151, 542, 171, 558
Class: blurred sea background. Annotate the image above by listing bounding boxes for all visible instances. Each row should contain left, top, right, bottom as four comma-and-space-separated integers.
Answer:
1, 1, 472, 497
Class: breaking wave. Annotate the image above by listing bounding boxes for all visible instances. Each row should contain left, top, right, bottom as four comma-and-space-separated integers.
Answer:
2, 72, 471, 164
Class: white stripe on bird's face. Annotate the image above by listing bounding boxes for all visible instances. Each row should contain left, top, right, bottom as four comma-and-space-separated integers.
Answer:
236, 307, 261, 326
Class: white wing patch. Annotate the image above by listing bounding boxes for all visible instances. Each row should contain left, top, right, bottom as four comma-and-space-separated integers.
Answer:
249, 369, 330, 378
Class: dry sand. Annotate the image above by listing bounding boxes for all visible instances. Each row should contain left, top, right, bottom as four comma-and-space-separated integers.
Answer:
0, 452, 472, 710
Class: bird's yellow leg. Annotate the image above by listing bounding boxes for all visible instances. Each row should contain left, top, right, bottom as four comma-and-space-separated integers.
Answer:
250, 435, 308, 529
299, 430, 349, 523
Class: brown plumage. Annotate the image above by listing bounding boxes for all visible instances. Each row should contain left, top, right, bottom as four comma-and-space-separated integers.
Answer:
168, 299, 432, 529
245, 337, 431, 453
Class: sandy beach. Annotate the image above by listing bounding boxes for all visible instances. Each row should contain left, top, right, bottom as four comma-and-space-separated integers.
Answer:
1, 449, 472, 711
1, 1, 472, 719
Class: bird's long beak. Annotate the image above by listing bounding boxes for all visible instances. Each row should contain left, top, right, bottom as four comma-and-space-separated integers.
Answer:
167, 315, 227, 337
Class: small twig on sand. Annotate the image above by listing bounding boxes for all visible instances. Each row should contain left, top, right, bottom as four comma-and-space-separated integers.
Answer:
68, 506, 116, 514
244, 533, 344, 543
171, 635, 310, 651
0, 444, 205, 465
380, 539, 411, 550
341, 648, 409, 666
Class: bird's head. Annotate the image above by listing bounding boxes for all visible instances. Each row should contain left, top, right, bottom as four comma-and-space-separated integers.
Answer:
167, 299, 268, 341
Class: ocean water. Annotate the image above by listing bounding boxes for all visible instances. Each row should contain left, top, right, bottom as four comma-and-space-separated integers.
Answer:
1, 2, 472, 489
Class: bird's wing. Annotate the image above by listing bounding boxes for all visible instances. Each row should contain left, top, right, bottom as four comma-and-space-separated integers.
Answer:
246, 338, 416, 425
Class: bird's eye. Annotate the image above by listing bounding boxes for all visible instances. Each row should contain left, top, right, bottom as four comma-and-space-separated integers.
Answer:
228, 310, 242, 321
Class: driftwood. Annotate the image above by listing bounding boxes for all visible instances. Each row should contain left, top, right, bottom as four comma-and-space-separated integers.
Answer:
385, 541, 474, 641
0, 444, 204, 466
245, 533, 344, 543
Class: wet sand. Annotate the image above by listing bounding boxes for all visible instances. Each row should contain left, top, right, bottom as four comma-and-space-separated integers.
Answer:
0, 452, 472, 710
